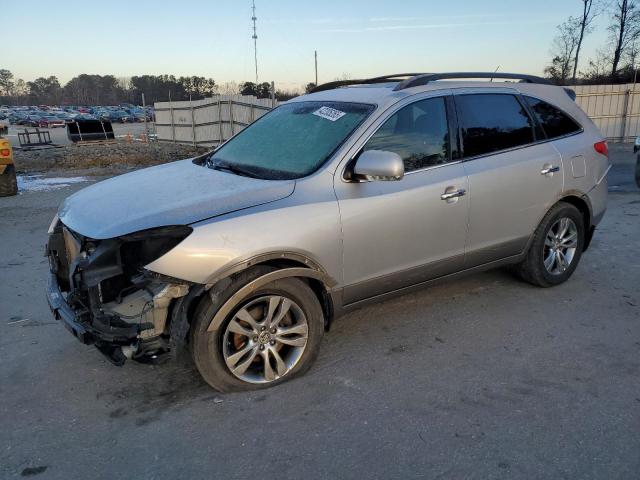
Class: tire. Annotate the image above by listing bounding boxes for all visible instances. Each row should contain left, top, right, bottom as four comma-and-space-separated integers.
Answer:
635, 154, 640, 189
0, 164, 18, 197
190, 266, 325, 392
516, 202, 585, 287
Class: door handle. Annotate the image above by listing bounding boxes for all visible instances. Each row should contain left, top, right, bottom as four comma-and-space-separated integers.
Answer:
441, 188, 466, 200
541, 166, 560, 175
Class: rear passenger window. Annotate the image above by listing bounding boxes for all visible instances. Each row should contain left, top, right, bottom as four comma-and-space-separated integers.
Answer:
363, 97, 450, 172
524, 96, 581, 139
456, 94, 535, 158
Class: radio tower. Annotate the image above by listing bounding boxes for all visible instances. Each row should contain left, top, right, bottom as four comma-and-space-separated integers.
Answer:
251, 0, 258, 83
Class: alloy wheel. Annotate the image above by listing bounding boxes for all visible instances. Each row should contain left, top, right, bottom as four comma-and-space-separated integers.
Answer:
222, 295, 309, 384
543, 217, 578, 275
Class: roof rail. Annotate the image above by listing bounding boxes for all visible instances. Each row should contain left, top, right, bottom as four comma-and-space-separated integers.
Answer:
393, 72, 551, 91
310, 73, 426, 93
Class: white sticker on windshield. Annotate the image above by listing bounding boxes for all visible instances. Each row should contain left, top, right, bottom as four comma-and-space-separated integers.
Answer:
312, 106, 347, 122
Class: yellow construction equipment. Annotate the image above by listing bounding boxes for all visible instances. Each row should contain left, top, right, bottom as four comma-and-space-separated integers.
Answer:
0, 137, 17, 197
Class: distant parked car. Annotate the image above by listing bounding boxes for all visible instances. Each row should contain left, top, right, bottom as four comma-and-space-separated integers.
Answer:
23, 114, 46, 127
108, 110, 135, 123
133, 112, 149, 122
71, 113, 98, 121
38, 115, 66, 128
54, 112, 75, 124
10, 113, 29, 125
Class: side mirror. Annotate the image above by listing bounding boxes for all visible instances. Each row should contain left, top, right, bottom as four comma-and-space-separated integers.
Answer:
353, 150, 404, 181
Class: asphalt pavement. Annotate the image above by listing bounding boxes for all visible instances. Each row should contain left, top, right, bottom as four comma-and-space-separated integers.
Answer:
0, 147, 638, 479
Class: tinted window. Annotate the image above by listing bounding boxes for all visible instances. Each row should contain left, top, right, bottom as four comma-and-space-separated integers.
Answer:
457, 94, 535, 158
363, 97, 450, 172
525, 96, 581, 139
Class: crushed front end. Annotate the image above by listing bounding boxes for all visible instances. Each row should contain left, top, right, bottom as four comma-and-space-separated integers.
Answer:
45, 218, 193, 365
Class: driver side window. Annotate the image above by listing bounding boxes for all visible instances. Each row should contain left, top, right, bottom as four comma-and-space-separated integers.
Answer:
363, 97, 451, 172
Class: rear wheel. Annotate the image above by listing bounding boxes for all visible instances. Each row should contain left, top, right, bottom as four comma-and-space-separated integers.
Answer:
0, 164, 18, 197
190, 267, 324, 392
516, 203, 584, 287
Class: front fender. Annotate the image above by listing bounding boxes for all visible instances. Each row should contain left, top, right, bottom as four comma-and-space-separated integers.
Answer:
205, 268, 334, 332
144, 191, 343, 288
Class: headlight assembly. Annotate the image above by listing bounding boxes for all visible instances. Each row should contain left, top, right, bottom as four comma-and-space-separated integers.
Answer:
119, 225, 193, 268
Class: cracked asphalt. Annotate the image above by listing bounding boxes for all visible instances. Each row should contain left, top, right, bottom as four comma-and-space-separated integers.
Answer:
0, 145, 638, 479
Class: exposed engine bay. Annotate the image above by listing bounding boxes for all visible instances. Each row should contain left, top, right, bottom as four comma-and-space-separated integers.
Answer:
46, 218, 193, 365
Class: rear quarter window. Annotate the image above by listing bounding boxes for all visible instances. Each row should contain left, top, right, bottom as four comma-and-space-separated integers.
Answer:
524, 96, 582, 139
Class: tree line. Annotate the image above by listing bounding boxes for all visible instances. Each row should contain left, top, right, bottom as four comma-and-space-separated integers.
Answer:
547, 0, 640, 84
0, 71, 220, 105
0, 71, 304, 106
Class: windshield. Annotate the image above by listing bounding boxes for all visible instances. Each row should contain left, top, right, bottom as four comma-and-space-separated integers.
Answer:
208, 101, 375, 180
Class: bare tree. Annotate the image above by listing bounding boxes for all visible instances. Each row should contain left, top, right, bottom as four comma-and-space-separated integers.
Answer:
573, 0, 601, 81
546, 19, 581, 83
610, 0, 640, 77
218, 81, 239, 96
583, 48, 613, 82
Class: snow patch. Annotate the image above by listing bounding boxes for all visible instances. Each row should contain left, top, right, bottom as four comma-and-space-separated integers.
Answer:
17, 175, 90, 192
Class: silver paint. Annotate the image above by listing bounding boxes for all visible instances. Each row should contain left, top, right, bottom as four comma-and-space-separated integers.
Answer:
56, 80, 609, 312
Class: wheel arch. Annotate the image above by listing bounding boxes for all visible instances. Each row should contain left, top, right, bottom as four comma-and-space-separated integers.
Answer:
558, 192, 594, 251
167, 253, 338, 355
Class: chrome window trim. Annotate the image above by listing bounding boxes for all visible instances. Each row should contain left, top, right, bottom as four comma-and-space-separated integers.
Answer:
404, 159, 463, 175
459, 129, 585, 163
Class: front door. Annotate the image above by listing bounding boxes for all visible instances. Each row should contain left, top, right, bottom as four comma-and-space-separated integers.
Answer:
334, 95, 470, 305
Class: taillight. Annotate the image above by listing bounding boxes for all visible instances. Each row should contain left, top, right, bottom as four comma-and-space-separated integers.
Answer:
594, 141, 608, 157
0, 148, 10, 157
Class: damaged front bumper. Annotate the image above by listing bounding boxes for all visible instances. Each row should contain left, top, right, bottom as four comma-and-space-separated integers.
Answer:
45, 220, 193, 365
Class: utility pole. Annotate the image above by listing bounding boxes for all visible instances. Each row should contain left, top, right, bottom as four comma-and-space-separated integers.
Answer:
142, 92, 149, 143
314, 50, 318, 85
252, 0, 258, 83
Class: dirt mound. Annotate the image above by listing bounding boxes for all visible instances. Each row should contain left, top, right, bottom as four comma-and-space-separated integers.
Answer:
13, 141, 207, 174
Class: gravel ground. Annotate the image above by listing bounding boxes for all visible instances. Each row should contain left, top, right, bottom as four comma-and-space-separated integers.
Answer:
0, 148, 638, 479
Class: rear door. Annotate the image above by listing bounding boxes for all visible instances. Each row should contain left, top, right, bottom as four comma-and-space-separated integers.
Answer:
455, 91, 564, 267
334, 94, 470, 304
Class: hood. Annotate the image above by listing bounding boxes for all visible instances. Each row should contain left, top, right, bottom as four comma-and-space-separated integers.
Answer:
58, 159, 295, 239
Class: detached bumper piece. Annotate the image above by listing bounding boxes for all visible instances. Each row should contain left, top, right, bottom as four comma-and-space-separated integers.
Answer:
45, 222, 191, 366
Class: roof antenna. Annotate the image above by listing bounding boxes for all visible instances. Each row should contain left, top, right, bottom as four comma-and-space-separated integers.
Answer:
490, 65, 500, 82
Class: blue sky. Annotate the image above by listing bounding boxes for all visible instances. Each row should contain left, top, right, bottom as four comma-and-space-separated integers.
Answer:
4, 0, 612, 90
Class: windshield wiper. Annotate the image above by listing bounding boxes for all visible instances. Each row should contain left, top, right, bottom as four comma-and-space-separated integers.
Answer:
210, 162, 260, 179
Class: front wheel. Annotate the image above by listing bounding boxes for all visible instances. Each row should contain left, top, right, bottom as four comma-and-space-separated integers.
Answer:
190, 267, 324, 392
516, 203, 585, 287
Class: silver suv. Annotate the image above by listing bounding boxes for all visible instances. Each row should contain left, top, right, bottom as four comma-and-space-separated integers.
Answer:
46, 73, 610, 391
